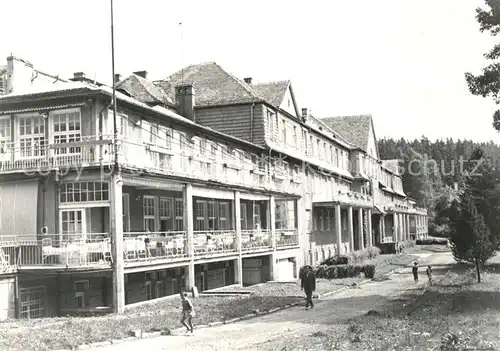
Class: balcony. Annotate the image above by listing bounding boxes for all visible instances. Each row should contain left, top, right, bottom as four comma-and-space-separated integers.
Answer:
241, 229, 273, 252
193, 230, 237, 257
336, 190, 373, 208
0, 233, 112, 269
123, 231, 188, 264
0, 138, 114, 173
275, 229, 299, 249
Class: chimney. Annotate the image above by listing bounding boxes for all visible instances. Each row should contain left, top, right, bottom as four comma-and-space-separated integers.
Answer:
73, 72, 85, 79
114, 73, 121, 84
175, 84, 195, 121
133, 70, 148, 79
244, 77, 252, 84
301, 108, 308, 122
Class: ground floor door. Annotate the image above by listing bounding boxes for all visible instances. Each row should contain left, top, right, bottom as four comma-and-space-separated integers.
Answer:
19, 286, 46, 319
276, 258, 295, 281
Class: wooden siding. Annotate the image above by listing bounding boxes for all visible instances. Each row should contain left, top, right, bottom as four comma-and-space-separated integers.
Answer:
194, 104, 266, 146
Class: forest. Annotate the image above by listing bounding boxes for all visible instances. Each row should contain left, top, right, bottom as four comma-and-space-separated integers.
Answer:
377, 137, 500, 236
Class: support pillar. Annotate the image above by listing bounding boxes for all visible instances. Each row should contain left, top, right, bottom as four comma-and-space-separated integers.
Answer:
358, 208, 364, 250
347, 206, 354, 252
366, 208, 372, 248
234, 191, 243, 286
184, 183, 195, 292
111, 172, 125, 314
393, 213, 398, 242
335, 203, 342, 255
406, 214, 410, 240
269, 195, 277, 280
381, 214, 386, 242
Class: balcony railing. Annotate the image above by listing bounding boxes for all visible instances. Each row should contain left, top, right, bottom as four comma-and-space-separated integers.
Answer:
123, 231, 187, 262
0, 138, 114, 173
275, 229, 299, 248
193, 230, 237, 256
0, 233, 112, 267
241, 229, 273, 252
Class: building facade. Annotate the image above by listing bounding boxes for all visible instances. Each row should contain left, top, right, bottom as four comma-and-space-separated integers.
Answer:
0, 56, 427, 320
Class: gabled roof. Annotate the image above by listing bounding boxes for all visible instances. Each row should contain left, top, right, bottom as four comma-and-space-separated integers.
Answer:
252, 80, 290, 107
320, 115, 373, 152
116, 74, 173, 106
155, 62, 263, 107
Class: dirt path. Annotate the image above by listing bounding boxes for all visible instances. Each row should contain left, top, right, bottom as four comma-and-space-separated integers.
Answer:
97, 252, 454, 351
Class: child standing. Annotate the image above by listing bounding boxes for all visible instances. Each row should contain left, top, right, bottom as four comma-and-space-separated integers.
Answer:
426, 265, 433, 285
412, 261, 419, 283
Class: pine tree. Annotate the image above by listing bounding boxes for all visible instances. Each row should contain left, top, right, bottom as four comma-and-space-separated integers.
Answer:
465, 0, 500, 130
449, 193, 496, 283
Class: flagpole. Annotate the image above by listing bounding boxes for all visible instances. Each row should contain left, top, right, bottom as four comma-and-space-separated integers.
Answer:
111, 0, 118, 168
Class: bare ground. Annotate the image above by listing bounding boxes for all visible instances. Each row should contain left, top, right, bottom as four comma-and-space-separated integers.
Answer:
96, 251, 452, 351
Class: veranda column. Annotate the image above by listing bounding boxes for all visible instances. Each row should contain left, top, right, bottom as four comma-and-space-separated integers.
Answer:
234, 191, 243, 286
381, 214, 386, 242
402, 214, 406, 241
406, 214, 410, 240
184, 183, 195, 291
358, 208, 364, 250
111, 172, 125, 313
366, 208, 373, 247
335, 203, 342, 255
269, 195, 277, 280
347, 206, 354, 252
393, 213, 399, 242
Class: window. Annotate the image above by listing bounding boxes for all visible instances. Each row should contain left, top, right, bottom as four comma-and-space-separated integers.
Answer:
302, 130, 307, 151
329, 146, 333, 163
281, 120, 286, 144
145, 281, 153, 300
267, 111, 274, 140
20, 286, 45, 319
0, 117, 11, 156
155, 280, 163, 298
118, 114, 128, 138
309, 136, 314, 155
240, 203, 247, 230
316, 139, 320, 157
211, 144, 217, 159
199, 138, 207, 155
60, 209, 85, 241
253, 202, 261, 227
18, 115, 45, 158
52, 110, 81, 155
275, 200, 296, 230
293, 126, 298, 147
175, 198, 184, 231
59, 182, 109, 203
207, 201, 218, 230
219, 202, 229, 230
335, 148, 339, 167
123, 193, 130, 232
143, 196, 156, 231
159, 197, 173, 231
319, 210, 323, 231
323, 142, 327, 161
195, 200, 207, 230
340, 150, 344, 169
74, 280, 89, 308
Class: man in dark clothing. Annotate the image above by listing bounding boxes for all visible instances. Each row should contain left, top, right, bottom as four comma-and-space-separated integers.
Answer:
412, 261, 419, 283
300, 265, 316, 310
180, 292, 195, 333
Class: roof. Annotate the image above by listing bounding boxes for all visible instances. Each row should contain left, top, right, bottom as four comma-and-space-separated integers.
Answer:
320, 115, 373, 152
116, 74, 173, 106
0, 81, 265, 152
251, 80, 290, 107
155, 62, 263, 107
382, 159, 401, 175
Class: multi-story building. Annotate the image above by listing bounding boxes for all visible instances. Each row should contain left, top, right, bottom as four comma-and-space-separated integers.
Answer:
0, 56, 427, 320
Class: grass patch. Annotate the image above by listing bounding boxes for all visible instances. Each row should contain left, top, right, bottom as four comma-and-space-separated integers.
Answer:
0, 294, 301, 351
276, 254, 500, 350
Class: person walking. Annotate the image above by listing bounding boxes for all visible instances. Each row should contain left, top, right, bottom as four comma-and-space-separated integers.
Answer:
412, 261, 419, 283
300, 265, 316, 310
426, 265, 433, 285
180, 292, 195, 334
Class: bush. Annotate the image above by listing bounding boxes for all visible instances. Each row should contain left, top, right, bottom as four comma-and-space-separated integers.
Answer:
314, 263, 375, 279
321, 247, 381, 266
399, 240, 415, 249
363, 264, 376, 278
416, 238, 448, 245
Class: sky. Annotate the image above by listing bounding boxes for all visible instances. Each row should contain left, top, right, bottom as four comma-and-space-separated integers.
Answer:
2, 0, 500, 142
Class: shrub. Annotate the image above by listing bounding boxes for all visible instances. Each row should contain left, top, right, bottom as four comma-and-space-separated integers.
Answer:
416, 238, 448, 245
367, 246, 381, 259
363, 264, 376, 278
321, 256, 348, 265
